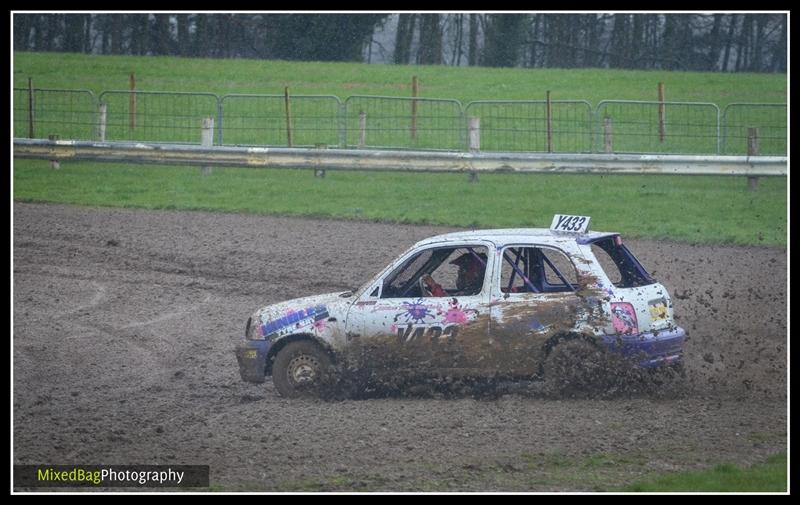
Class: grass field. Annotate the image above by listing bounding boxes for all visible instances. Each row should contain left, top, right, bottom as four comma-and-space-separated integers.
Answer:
13, 52, 787, 105
13, 52, 788, 247
623, 452, 787, 492
13, 159, 786, 246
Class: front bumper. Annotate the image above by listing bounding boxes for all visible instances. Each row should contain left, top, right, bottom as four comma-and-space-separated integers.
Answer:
601, 326, 685, 368
235, 340, 270, 383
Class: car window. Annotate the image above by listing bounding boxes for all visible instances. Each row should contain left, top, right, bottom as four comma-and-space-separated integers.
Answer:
589, 236, 655, 288
500, 246, 577, 293
381, 245, 488, 298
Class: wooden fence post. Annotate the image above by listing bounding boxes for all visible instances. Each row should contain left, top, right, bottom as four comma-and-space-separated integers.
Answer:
284, 86, 293, 148
747, 127, 760, 191
201, 117, 214, 176
658, 82, 666, 143
411, 75, 418, 141
27, 77, 35, 139
129, 72, 136, 131
468, 116, 480, 182
546, 90, 553, 153
603, 116, 613, 153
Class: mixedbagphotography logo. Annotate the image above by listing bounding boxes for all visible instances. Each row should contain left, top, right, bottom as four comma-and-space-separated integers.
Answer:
14, 465, 209, 488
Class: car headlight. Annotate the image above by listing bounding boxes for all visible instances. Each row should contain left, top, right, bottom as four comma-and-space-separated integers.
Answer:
245, 316, 261, 340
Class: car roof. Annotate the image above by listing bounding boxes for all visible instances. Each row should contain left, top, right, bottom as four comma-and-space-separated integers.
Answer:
414, 229, 619, 248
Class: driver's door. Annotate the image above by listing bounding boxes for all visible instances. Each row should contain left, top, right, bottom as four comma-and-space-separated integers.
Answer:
345, 243, 492, 375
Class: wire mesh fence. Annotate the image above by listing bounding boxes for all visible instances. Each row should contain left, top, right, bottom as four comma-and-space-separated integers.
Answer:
464, 100, 594, 152
220, 94, 342, 147
98, 91, 220, 144
720, 103, 787, 155
13, 88, 98, 140
343, 96, 465, 150
13, 88, 787, 156
595, 101, 721, 154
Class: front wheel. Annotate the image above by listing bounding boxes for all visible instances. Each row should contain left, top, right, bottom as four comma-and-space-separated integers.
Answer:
272, 341, 334, 398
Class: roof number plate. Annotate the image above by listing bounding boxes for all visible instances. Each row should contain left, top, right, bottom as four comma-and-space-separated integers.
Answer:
550, 214, 591, 234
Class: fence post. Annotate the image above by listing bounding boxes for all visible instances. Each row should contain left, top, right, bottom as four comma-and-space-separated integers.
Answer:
284, 86, 293, 148
658, 82, 666, 143
411, 75, 418, 141
468, 116, 480, 182
129, 73, 136, 131
603, 116, 613, 153
201, 117, 214, 176
358, 111, 366, 148
97, 103, 107, 141
27, 77, 36, 139
747, 127, 759, 191
468, 117, 480, 153
546, 90, 553, 153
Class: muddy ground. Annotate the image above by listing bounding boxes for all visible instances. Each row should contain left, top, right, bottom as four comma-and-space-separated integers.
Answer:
13, 202, 787, 492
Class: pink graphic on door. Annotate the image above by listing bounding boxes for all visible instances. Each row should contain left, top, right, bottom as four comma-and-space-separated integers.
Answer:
611, 302, 638, 335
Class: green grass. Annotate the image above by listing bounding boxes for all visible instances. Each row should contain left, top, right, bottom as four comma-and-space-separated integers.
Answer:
12, 52, 787, 246
13, 159, 786, 246
13, 52, 787, 106
623, 453, 787, 492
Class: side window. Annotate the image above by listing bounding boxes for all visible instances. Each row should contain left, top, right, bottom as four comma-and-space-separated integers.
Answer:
500, 246, 577, 294
500, 247, 537, 293
381, 246, 488, 298
541, 248, 578, 291
590, 236, 655, 288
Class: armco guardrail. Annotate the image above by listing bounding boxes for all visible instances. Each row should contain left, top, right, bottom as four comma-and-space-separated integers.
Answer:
13, 138, 787, 176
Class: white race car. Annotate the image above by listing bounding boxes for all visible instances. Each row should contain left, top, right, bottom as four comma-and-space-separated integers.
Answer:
236, 215, 685, 397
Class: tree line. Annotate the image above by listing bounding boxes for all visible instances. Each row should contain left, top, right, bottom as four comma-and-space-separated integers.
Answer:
13, 13, 787, 73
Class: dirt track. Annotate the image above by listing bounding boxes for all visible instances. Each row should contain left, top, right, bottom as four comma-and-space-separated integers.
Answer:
13, 202, 787, 491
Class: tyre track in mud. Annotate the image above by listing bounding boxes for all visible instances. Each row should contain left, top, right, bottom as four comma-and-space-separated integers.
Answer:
13, 202, 786, 491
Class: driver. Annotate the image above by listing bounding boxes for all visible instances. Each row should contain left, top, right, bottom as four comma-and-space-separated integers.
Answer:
421, 252, 487, 297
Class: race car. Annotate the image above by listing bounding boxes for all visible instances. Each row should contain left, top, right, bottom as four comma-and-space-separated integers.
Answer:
236, 214, 685, 398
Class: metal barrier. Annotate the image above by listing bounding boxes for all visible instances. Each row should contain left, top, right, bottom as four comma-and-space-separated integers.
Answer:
13, 138, 788, 177
343, 95, 465, 151
220, 94, 342, 147
595, 100, 721, 155
464, 100, 594, 153
13, 88, 98, 141
721, 103, 787, 155
98, 90, 221, 144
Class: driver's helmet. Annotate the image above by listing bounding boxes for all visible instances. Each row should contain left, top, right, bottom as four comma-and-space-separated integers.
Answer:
451, 252, 487, 291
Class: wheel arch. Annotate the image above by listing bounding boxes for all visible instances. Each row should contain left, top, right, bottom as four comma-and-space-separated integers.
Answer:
538, 331, 600, 376
265, 333, 336, 376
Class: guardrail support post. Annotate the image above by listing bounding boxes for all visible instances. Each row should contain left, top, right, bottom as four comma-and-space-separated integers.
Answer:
747, 127, 760, 191
48, 135, 60, 169
314, 143, 327, 178
201, 117, 214, 176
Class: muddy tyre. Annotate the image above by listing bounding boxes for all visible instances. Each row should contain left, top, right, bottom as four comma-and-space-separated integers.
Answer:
541, 338, 606, 398
272, 341, 334, 398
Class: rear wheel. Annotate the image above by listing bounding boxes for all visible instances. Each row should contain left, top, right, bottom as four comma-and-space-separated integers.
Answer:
541, 338, 606, 397
272, 341, 334, 398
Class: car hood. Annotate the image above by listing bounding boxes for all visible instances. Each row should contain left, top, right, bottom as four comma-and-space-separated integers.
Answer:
252, 292, 352, 340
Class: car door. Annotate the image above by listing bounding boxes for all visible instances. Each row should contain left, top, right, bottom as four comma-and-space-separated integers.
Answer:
488, 244, 586, 376
345, 242, 493, 375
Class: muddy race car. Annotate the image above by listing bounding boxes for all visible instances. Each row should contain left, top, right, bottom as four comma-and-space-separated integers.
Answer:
236, 214, 685, 398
